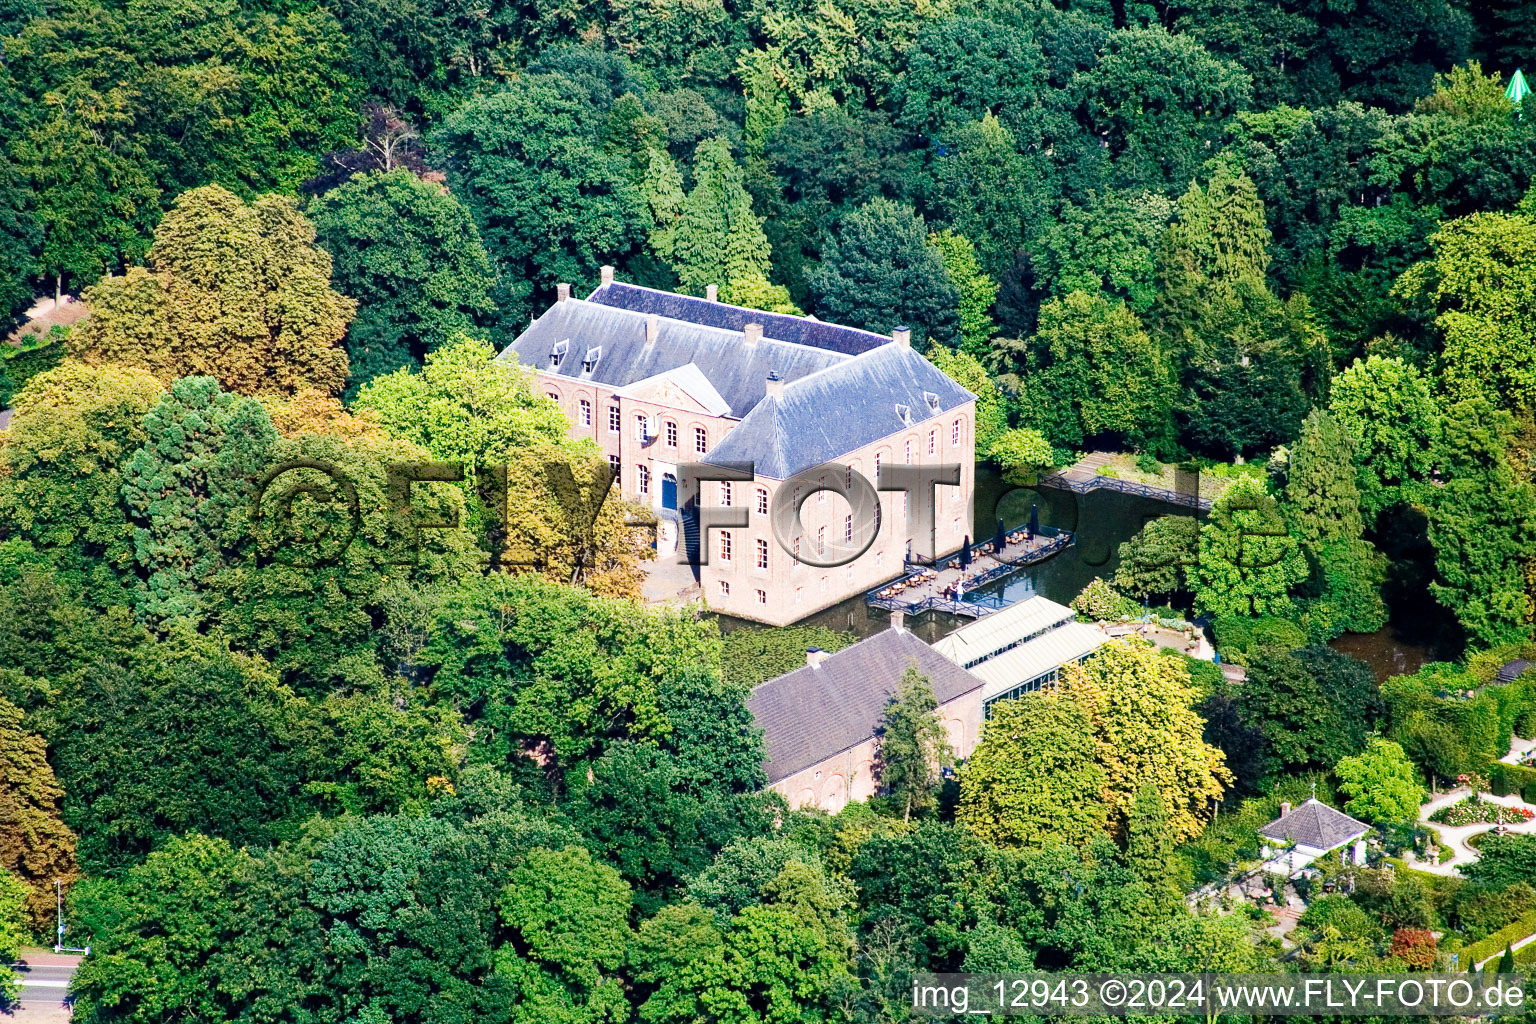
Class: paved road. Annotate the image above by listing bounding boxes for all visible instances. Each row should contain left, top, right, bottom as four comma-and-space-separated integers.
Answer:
8, 953, 80, 1023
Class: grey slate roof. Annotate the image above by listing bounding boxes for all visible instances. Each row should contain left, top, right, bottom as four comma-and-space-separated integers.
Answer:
499, 297, 850, 417
589, 282, 889, 355
1259, 799, 1369, 851
747, 627, 984, 785
703, 343, 975, 479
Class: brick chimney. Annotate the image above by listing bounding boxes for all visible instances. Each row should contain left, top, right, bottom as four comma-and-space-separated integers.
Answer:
765, 370, 784, 399
556, 282, 571, 302
645, 314, 659, 345
744, 322, 762, 346
706, 283, 718, 302
600, 265, 615, 286
1279, 802, 1291, 817
891, 325, 911, 349
806, 647, 828, 668
890, 609, 905, 632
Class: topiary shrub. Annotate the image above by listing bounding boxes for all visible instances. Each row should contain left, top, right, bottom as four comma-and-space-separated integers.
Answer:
1213, 615, 1307, 667
1070, 577, 1137, 620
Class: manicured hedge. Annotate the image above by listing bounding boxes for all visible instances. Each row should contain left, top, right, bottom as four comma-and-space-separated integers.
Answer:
1213, 615, 1307, 668
1490, 762, 1536, 797
0, 338, 65, 405
1465, 911, 1536, 964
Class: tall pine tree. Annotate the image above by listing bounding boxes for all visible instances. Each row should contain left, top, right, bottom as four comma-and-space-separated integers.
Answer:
670, 138, 772, 295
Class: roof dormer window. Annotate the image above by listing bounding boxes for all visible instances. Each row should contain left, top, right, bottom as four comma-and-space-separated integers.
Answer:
549, 339, 569, 368
582, 346, 601, 373
924, 390, 939, 412
895, 403, 912, 425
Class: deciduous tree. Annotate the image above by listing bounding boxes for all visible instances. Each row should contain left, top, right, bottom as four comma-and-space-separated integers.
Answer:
1335, 737, 1426, 826
1195, 476, 1308, 618
310, 169, 497, 394
957, 694, 1107, 849
0, 696, 77, 931
69, 186, 354, 395
807, 198, 959, 346
1327, 355, 1440, 520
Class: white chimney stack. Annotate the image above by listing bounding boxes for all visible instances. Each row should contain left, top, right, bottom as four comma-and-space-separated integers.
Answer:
600, 265, 615, 286
806, 648, 828, 668
891, 325, 911, 349
765, 370, 785, 399
744, 322, 762, 346
1279, 802, 1292, 817
891, 610, 905, 632
556, 282, 571, 302
706, 284, 718, 302
645, 314, 659, 345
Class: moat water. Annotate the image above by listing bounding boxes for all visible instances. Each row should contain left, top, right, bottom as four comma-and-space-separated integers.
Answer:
717, 464, 1441, 681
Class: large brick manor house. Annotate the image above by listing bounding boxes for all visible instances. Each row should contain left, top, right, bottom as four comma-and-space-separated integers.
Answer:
501, 270, 978, 625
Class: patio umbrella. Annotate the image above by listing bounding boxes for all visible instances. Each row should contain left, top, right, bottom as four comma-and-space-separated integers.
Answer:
959, 536, 971, 568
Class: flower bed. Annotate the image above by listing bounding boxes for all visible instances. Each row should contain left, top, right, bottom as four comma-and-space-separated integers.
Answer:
1428, 797, 1535, 827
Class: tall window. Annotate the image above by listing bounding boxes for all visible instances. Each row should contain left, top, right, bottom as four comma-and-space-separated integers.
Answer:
719, 580, 730, 597
721, 481, 732, 506
793, 537, 800, 562
817, 476, 825, 503
844, 514, 853, 542
665, 420, 677, 447
694, 427, 708, 454
608, 454, 620, 472
756, 589, 767, 605
905, 439, 913, 464
816, 526, 826, 555
874, 452, 882, 477
638, 465, 650, 494
635, 414, 649, 441
952, 419, 961, 446
578, 399, 591, 427
756, 538, 768, 569
756, 488, 768, 515
845, 464, 853, 489
719, 531, 732, 562
928, 429, 936, 455
608, 406, 620, 432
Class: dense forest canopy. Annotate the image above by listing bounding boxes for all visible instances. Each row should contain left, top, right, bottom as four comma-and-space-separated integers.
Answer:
3, 0, 1536, 1021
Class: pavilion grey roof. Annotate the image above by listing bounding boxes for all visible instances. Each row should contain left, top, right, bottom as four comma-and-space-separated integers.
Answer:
1259, 799, 1370, 851
747, 627, 984, 785
589, 282, 889, 355
702, 343, 975, 480
932, 595, 1078, 668
499, 296, 851, 417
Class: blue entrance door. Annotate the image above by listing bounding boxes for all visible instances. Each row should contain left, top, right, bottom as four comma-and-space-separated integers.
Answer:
662, 473, 677, 510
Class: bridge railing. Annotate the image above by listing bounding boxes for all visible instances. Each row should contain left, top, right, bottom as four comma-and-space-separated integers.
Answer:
1038, 472, 1211, 511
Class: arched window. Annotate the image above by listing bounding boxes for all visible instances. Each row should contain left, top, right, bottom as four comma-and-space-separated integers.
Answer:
928, 429, 936, 455
578, 399, 592, 427
694, 426, 708, 454
756, 488, 768, 515
634, 413, 649, 441
665, 420, 677, 447
952, 418, 962, 446
637, 465, 650, 494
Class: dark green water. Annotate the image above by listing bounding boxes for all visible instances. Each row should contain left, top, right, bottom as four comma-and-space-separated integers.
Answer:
720, 466, 1204, 642
719, 466, 1442, 679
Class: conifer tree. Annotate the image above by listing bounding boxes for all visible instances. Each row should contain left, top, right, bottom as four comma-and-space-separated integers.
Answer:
926, 229, 997, 356
670, 138, 772, 295
639, 147, 685, 263
875, 665, 951, 821
1285, 409, 1363, 553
